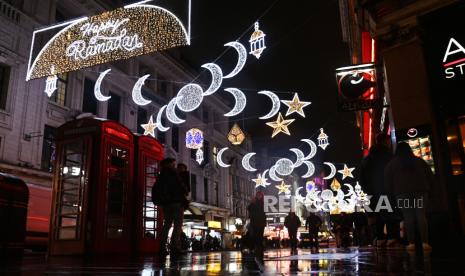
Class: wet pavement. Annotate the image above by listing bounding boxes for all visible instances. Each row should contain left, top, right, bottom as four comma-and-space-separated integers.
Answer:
2, 247, 465, 275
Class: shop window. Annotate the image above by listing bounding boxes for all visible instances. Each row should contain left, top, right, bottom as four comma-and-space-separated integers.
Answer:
50, 73, 68, 106
0, 64, 10, 110
107, 92, 121, 122
190, 173, 197, 201
171, 126, 179, 152
446, 118, 464, 175
41, 125, 57, 172
136, 108, 147, 134
82, 78, 97, 114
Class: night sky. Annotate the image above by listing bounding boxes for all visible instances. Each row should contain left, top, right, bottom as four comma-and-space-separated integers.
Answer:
175, 0, 362, 167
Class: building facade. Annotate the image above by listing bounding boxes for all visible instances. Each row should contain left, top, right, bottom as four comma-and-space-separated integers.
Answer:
0, 0, 255, 248
338, 0, 465, 241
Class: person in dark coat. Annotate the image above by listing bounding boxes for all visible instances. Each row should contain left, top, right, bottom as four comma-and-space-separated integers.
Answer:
385, 142, 434, 252
284, 212, 301, 252
248, 191, 266, 260
305, 213, 322, 249
359, 133, 400, 247
156, 158, 187, 258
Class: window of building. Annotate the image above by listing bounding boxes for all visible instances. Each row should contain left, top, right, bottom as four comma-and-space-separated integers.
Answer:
212, 146, 218, 167
41, 125, 57, 172
0, 64, 11, 110
136, 108, 147, 134
171, 126, 179, 152
82, 78, 97, 114
190, 173, 197, 201
50, 73, 67, 106
107, 92, 121, 122
203, 140, 210, 164
204, 177, 208, 204
157, 75, 168, 99
214, 181, 219, 206
157, 130, 166, 144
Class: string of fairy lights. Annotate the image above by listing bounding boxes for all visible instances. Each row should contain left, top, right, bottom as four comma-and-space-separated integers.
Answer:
28, 0, 369, 214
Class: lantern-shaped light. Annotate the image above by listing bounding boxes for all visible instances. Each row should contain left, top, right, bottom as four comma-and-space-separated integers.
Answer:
249, 22, 266, 59
45, 66, 58, 98
196, 148, 204, 165
317, 128, 329, 150
227, 123, 245, 145
186, 128, 204, 149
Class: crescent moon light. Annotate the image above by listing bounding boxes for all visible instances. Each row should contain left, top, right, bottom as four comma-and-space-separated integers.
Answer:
217, 147, 231, 168
344, 183, 355, 197
258, 91, 281, 120
323, 162, 337, 180
302, 161, 316, 178
166, 97, 185, 124
202, 63, 223, 96
224, 88, 247, 117
301, 139, 317, 160
132, 74, 152, 106
223, 41, 247, 79
241, 152, 257, 172
294, 187, 306, 203
155, 105, 170, 132
269, 165, 283, 182
290, 148, 305, 168
94, 69, 112, 101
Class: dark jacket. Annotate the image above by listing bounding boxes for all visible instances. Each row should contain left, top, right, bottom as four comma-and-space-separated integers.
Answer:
385, 156, 434, 195
248, 200, 266, 229
284, 214, 301, 232
179, 170, 190, 195
156, 168, 187, 205
305, 214, 322, 230
359, 144, 392, 202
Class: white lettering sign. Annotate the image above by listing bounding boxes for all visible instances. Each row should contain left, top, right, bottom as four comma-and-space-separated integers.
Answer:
442, 37, 465, 79
65, 18, 143, 60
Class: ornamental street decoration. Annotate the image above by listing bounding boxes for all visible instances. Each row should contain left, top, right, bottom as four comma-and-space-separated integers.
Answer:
26, 0, 191, 80
335, 63, 383, 111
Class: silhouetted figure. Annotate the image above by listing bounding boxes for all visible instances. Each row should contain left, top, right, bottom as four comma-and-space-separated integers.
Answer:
155, 158, 187, 258
359, 133, 400, 247
385, 142, 434, 253
353, 212, 368, 246
248, 191, 266, 261
284, 212, 301, 252
305, 213, 322, 249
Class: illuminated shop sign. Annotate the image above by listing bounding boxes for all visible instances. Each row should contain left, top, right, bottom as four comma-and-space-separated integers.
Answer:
207, 221, 222, 229
26, 1, 191, 80
443, 37, 465, 79
335, 63, 382, 111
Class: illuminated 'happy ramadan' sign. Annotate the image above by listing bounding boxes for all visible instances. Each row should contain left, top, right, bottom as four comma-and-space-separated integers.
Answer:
26, 1, 190, 80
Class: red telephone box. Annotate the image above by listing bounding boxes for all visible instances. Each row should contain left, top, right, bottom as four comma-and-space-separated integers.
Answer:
49, 118, 134, 255
134, 134, 164, 254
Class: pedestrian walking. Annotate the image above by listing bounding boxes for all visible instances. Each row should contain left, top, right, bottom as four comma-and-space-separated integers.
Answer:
359, 133, 401, 247
284, 211, 301, 253
247, 191, 266, 261
305, 212, 322, 249
152, 158, 188, 259
385, 142, 434, 252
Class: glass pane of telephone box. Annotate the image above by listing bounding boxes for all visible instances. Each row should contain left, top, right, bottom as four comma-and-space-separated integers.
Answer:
106, 145, 129, 239
56, 141, 87, 240
144, 158, 159, 238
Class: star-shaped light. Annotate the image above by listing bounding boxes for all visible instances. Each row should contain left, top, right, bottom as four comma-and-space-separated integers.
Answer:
275, 181, 291, 195
338, 164, 355, 180
141, 115, 157, 137
266, 112, 295, 138
281, 93, 311, 117
252, 172, 270, 188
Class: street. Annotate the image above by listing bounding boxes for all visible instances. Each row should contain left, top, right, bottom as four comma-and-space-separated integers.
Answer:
2, 247, 464, 275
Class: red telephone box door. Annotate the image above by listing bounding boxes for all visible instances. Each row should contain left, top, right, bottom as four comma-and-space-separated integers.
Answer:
135, 135, 164, 254
93, 133, 133, 254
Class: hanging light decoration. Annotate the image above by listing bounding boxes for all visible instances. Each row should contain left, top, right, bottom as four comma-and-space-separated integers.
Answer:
196, 148, 204, 165
227, 123, 245, 145
44, 66, 58, 97
186, 128, 204, 149
317, 128, 329, 150
249, 22, 266, 59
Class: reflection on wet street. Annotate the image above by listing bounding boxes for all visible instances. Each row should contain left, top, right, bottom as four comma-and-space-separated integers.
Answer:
2, 247, 464, 275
